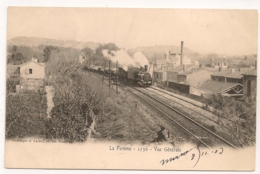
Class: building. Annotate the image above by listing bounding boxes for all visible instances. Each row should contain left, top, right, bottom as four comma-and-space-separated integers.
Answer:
19, 58, 45, 79
200, 81, 243, 98
18, 58, 45, 92
165, 51, 191, 66
242, 69, 257, 97
166, 64, 194, 82
153, 70, 167, 86
210, 58, 228, 68
211, 68, 253, 84
177, 68, 215, 87
79, 52, 86, 64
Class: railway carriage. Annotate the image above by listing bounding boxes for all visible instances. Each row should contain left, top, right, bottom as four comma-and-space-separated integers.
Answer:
83, 64, 152, 87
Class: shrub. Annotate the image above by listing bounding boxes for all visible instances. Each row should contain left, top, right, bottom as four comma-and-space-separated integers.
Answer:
45, 102, 88, 143
5, 93, 46, 139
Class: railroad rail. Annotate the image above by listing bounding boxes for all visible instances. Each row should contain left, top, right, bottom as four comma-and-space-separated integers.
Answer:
83, 69, 239, 149
150, 87, 244, 123
123, 83, 239, 150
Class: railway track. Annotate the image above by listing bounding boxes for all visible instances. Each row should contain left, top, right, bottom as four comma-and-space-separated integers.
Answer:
149, 86, 241, 123
146, 86, 253, 144
122, 83, 239, 149
84, 70, 239, 149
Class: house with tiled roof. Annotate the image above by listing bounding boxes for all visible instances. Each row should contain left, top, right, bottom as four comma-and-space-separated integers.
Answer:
177, 68, 215, 87
210, 58, 228, 68
17, 58, 46, 92
19, 58, 45, 79
166, 64, 194, 83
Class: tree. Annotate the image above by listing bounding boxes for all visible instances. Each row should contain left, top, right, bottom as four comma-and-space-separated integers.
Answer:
43, 46, 59, 62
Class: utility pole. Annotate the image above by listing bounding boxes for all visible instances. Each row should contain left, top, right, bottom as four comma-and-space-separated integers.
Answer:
116, 61, 118, 95
88, 58, 91, 75
103, 60, 106, 84
152, 57, 156, 85
109, 60, 111, 97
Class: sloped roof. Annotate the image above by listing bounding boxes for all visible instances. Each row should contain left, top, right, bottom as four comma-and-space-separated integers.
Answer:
178, 68, 202, 76
154, 69, 166, 73
19, 60, 45, 67
212, 68, 255, 78
242, 69, 257, 76
166, 64, 194, 72
200, 81, 240, 93
211, 69, 231, 77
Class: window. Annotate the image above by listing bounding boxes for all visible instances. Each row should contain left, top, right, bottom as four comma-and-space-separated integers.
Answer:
29, 69, 33, 74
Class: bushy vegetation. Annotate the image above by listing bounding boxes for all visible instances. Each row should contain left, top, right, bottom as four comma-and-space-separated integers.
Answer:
7, 45, 79, 65
207, 94, 256, 147
6, 76, 20, 94
44, 64, 109, 142
45, 102, 88, 142
6, 93, 47, 139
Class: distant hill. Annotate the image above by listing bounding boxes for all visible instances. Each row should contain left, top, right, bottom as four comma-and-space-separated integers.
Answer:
127, 45, 201, 62
7, 37, 101, 50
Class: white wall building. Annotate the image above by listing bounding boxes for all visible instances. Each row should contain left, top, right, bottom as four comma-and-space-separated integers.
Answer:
19, 58, 45, 79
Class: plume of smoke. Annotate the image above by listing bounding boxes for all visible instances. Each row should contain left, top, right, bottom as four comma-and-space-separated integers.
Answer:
133, 52, 149, 67
102, 49, 150, 71
102, 49, 137, 70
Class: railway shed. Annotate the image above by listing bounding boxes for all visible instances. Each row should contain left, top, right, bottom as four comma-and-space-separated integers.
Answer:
153, 69, 167, 86
199, 81, 243, 98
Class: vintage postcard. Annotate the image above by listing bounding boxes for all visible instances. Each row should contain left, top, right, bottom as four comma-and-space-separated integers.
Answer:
5, 7, 257, 170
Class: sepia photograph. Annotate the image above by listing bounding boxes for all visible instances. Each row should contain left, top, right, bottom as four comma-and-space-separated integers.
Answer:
4, 6, 257, 171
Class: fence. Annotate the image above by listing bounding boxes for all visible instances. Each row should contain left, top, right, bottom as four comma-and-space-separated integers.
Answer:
168, 81, 190, 94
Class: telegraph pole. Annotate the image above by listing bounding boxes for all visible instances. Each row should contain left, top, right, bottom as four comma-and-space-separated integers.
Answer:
116, 61, 118, 95
103, 60, 106, 84
88, 58, 91, 75
109, 60, 111, 96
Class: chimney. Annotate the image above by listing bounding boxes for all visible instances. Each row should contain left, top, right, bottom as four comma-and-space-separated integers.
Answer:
144, 65, 148, 72
32, 57, 38, 63
180, 41, 184, 65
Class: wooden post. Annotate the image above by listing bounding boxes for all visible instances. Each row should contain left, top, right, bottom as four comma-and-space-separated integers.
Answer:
88, 58, 91, 75
109, 60, 111, 96
116, 61, 118, 95
152, 57, 156, 85
103, 60, 106, 84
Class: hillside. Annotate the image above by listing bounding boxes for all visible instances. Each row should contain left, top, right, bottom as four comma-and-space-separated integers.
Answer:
7, 37, 101, 50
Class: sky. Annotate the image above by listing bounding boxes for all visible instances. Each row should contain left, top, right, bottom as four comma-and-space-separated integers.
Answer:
7, 7, 258, 55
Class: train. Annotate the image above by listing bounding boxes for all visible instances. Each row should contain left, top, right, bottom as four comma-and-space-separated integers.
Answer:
85, 65, 152, 87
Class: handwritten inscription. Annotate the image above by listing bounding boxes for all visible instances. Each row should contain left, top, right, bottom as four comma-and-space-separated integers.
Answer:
160, 145, 224, 167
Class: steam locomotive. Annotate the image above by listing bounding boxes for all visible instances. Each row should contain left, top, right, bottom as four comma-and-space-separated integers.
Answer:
87, 65, 152, 87
118, 65, 152, 87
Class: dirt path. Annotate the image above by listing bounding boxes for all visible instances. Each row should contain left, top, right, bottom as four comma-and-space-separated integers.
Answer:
45, 86, 54, 118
